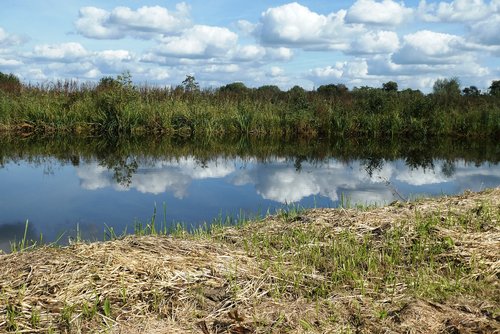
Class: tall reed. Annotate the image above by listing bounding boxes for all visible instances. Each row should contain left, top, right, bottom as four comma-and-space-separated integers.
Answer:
1, 74, 499, 139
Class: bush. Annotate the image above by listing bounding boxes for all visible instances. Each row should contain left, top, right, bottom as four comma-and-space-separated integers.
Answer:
219, 82, 250, 95
382, 81, 398, 92
317, 84, 348, 97
95, 71, 139, 134
489, 80, 500, 97
0, 72, 22, 95
433, 78, 460, 98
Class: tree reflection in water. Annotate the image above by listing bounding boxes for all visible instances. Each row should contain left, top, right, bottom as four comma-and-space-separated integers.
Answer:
0, 134, 498, 189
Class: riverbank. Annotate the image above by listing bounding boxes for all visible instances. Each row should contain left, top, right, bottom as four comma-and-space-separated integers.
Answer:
1, 189, 499, 333
1, 77, 500, 139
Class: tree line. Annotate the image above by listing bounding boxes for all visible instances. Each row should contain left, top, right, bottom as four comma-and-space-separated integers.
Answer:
1, 71, 499, 97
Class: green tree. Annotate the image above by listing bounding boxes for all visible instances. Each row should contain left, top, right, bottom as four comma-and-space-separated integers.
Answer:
288, 85, 306, 95
336, 84, 348, 93
97, 76, 120, 91
256, 85, 282, 101
182, 75, 199, 92
462, 86, 480, 96
288, 85, 309, 111
116, 70, 133, 89
219, 82, 249, 94
317, 84, 348, 96
97, 71, 133, 91
257, 85, 281, 93
489, 80, 500, 97
382, 81, 398, 92
433, 77, 461, 97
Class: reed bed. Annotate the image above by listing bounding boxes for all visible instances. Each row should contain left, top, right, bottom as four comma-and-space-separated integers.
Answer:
0, 189, 499, 333
0, 75, 499, 140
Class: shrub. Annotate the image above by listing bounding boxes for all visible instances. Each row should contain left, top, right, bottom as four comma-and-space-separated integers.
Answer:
0, 72, 22, 95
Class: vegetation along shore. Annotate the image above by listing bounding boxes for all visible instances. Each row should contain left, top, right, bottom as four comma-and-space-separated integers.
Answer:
0, 72, 499, 139
1, 188, 499, 333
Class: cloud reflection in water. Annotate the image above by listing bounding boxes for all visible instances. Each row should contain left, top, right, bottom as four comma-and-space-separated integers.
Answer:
77, 157, 236, 198
76, 157, 500, 205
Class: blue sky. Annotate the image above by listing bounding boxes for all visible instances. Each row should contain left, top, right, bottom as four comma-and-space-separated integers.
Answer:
0, 0, 499, 92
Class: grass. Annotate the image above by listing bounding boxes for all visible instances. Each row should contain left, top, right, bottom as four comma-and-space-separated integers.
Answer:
8, 220, 67, 253
0, 188, 498, 333
0, 74, 499, 140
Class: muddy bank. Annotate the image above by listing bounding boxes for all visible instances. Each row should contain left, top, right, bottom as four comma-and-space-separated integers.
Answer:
1, 189, 499, 333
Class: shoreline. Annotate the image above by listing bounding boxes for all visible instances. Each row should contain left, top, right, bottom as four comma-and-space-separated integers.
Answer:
1, 188, 499, 333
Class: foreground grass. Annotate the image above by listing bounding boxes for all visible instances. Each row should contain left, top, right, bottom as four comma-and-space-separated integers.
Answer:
0, 189, 499, 333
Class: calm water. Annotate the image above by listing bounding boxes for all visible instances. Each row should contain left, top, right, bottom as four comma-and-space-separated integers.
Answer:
1, 136, 499, 251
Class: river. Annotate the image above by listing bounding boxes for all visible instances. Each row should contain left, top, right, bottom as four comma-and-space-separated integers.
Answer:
1, 135, 499, 251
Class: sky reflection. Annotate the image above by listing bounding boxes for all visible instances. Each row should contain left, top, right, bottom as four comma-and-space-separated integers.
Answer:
76, 157, 500, 204
1, 156, 499, 251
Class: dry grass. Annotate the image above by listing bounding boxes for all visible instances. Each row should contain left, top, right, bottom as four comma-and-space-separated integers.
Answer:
1, 189, 499, 333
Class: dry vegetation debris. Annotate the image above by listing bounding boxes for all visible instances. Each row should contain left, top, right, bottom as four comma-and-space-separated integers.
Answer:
1, 188, 499, 333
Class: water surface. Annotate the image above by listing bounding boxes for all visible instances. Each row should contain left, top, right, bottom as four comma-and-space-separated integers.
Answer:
1, 136, 499, 251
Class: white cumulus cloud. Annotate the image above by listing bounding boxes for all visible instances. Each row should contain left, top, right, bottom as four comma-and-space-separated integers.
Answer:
418, 0, 492, 22
254, 2, 401, 55
135, 67, 170, 81
257, 2, 363, 51
75, 7, 121, 39
228, 45, 294, 62
0, 27, 25, 47
265, 47, 294, 61
346, 0, 413, 25
204, 64, 240, 73
155, 25, 238, 58
0, 58, 22, 68
308, 60, 369, 85
75, 4, 191, 39
269, 66, 284, 77
470, 14, 500, 45
32, 42, 89, 62
237, 20, 258, 35
392, 30, 468, 64
96, 50, 133, 63
230, 45, 266, 61
350, 30, 400, 54
309, 64, 344, 80
259, 2, 330, 44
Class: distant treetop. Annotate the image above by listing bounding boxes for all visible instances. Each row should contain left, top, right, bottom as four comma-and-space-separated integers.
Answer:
382, 81, 398, 92
489, 80, 500, 97
181, 75, 200, 92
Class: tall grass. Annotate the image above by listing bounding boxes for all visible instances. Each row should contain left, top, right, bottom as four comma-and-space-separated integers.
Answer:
0, 74, 499, 139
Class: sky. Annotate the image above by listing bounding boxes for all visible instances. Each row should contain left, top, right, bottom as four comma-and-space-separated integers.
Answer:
0, 0, 499, 92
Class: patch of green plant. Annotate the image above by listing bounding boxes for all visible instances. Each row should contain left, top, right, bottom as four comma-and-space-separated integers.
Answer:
5, 303, 20, 332
29, 308, 41, 328
233, 206, 497, 303
102, 298, 111, 318
1, 72, 499, 139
